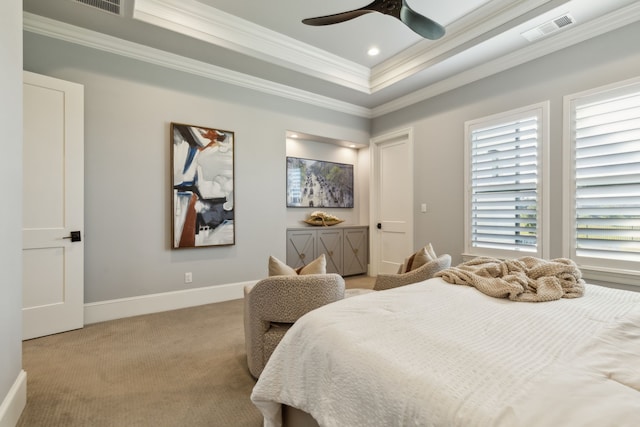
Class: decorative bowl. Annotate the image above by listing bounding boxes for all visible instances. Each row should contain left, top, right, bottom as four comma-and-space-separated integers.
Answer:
303, 218, 344, 227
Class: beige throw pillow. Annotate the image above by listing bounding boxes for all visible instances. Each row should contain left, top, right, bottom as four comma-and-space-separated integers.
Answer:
397, 243, 438, 274
297, 253, 327, 275
268, 254, 326, 276
269, 256, 297, 276
397, 252, 417, 274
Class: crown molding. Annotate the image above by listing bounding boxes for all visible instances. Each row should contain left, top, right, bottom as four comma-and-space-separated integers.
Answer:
23, 1, 640, 121
370, 0, 561, 93
372, 1, 640, 118
23, 13, 372, 118
133, 0, 371, 94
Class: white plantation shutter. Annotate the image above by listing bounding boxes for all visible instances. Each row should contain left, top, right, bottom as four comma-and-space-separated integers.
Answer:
570, 85, 640, 266
465, 104, 547, 258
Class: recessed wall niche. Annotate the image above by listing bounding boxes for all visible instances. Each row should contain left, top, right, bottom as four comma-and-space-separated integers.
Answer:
285, 131, 368, 228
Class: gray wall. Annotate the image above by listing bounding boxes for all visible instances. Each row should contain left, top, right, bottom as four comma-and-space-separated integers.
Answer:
0, 0, 23, 406
23, 32, 369, 303
372, 22, 640, 267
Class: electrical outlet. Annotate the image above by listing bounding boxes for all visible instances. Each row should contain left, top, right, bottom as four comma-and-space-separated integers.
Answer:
184, 272, 193, 283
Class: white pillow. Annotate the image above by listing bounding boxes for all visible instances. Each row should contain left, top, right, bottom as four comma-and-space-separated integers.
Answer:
425, 243, 437, 260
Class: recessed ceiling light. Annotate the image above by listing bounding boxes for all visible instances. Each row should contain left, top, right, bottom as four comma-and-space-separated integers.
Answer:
367, 47, 380, 56
290, 133, 298, 138
349, 144, 357, 148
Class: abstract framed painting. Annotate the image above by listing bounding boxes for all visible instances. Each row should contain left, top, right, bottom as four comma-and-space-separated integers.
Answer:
286, 157, 354, 208
171, 122, 235, 249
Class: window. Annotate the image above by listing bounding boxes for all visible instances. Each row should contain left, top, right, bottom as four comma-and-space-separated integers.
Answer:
464, 103, 549, 259
564, 78, 640, 279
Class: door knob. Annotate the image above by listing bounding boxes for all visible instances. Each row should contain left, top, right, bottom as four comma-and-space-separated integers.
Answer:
377, 223, 382, 229
63, 231, 82, 242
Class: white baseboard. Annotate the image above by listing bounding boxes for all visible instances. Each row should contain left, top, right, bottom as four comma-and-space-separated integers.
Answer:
0, 370, 26, 427
84, 281, 255, 325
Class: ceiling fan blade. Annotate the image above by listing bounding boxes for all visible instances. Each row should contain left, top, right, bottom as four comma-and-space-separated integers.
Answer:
302, 0, 446, 40
400, 1, 445, 40
302, 10, 373, 26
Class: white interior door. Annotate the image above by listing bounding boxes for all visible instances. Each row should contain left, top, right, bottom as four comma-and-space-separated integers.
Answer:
23, 71, 84, 340
370, 129, 414, 275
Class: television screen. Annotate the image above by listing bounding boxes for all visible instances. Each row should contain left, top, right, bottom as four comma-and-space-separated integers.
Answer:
286, 157, 354, 208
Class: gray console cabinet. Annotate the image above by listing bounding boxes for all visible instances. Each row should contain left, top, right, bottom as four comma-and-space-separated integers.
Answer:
343, 227, 368, 276
285, 228, 316, 270
286, 226, 368, 276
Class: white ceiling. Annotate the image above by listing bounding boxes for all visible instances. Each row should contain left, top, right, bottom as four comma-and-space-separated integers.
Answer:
192, 0, 492, 67
22, 0, 640, 117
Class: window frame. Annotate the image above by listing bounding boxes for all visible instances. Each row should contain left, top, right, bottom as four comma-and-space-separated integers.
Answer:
464, 102, 550, 260
563, 76, 640, 286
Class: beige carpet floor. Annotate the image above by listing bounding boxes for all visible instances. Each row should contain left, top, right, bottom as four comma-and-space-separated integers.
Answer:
18, 275, 374, 427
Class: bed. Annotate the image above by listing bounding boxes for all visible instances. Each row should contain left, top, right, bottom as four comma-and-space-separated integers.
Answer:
250, 276, 640, 427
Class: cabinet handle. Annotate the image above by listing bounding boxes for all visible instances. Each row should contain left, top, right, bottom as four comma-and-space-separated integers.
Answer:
328, 251, 333, 257
300, 253, 306, 260
354, 248, 358, 254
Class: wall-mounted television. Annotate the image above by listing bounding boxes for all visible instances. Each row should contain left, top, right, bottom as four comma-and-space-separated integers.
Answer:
286, 157, 354, 208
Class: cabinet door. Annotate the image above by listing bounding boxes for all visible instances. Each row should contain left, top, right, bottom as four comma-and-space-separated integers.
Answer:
286, 229, 316, 269
343, 228, 368, 276
317, 229, 343, 274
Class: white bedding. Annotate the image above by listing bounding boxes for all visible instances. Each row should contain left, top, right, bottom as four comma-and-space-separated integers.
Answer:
250, 278, 640, 427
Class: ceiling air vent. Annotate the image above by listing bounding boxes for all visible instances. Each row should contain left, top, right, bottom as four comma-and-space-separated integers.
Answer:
521, 13, 575, 42
74, 0, 121, 15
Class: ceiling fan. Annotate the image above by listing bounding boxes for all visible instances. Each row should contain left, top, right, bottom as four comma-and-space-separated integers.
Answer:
302, 0, 446, 40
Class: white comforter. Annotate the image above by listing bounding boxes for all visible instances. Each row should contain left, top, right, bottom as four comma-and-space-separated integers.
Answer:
251, 278, 640, 427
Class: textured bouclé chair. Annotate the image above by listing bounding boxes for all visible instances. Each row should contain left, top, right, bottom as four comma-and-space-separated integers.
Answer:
374, 254, 451, 291
243, 273, 345, 378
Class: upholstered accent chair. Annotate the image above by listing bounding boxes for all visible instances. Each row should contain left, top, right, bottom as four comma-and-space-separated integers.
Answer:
374, 254, 451, 291
243, 273, 345, 378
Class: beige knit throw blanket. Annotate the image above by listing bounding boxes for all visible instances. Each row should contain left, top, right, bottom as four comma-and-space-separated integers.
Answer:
435, 256, 585, 302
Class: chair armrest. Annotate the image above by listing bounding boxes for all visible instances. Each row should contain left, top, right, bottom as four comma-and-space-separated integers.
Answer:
374, 254, 451, 291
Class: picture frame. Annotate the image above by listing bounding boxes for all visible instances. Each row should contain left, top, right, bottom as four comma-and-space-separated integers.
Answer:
286, 156, 354, 208
171, 122, 234, 248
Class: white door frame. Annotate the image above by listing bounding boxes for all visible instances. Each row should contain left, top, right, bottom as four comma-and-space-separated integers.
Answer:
369, 128, 414, 276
